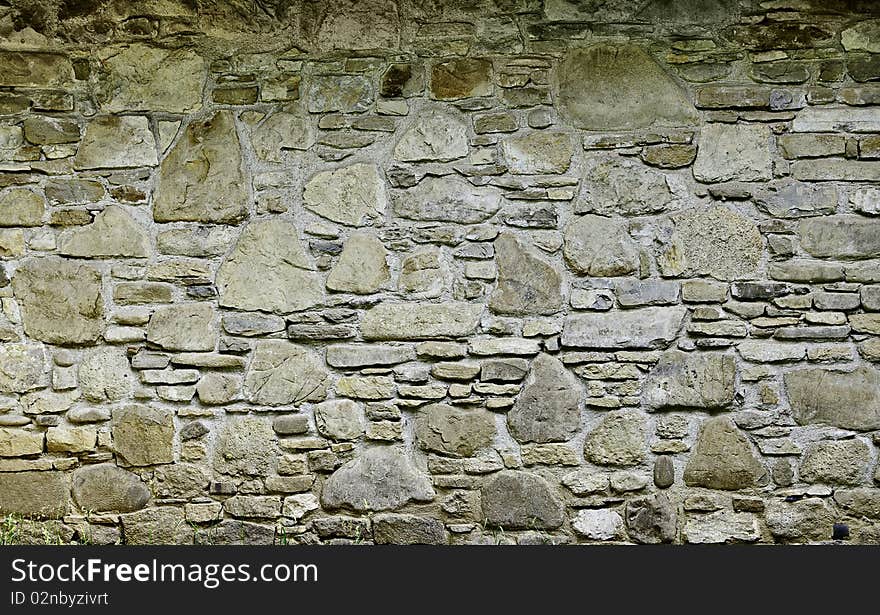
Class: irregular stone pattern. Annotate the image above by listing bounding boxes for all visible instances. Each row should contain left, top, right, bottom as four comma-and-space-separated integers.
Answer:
0, 3, 879, 546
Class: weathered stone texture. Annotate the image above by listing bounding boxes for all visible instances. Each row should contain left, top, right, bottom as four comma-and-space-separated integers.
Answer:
0, 1, 878, 546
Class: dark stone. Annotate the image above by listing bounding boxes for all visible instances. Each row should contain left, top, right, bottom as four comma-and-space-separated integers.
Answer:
372, 514, 448, 545
381, 63, 412, 98
654, 456, 675, 488
724, 23, 834, 50
196, 520, 276, 545
179, 421, 209, 440
848, 54, 880, 82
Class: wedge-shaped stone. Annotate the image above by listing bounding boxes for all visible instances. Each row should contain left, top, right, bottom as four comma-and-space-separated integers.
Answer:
784, 366, 880, 431
555, 45, 698, 130
562, 307, 687, 349
75, 116, 157, 170
490, 233, 562, 316
508, 354, 580, 443
684, 417, 765, 490
321, 446, 435, 511
643, 351, 736, 410
303, 163, 386, 226
392, 176, 501, 224
326, 233, 390, 294
243, 340, 329, 406
153, 111, 248, 223
58, 206, 150, 258
13, 257, 104, 345
216, 219, 322, 313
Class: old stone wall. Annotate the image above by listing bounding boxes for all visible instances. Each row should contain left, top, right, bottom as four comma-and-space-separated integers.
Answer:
0, 0, 879, 545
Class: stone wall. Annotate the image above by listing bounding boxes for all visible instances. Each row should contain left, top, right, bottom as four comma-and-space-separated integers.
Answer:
0, 0, 879, 545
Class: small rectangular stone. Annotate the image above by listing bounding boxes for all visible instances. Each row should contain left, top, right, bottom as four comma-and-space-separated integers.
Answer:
326, 344, 415, 368
468, 337, 541, 356
778, 133, 846, 159
773, 325, 851, 340
792, 159, 880, 181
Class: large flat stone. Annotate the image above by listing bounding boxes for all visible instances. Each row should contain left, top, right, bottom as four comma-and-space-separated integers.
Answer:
243, 340, 329, 406
153, 111, 248, 223
111, 405, 174, 467
684, 417, 766, 489
216, 219, 323, 313
481, 470, 564, 530
0, 471, 68, 519
693, 123, 772, 182
798, 215, 880, 259
490, 233, 562, 316
508, 354, 581, 443
12, 257, 104, 345
0, 52, 73, 87
392, 176, 501, 223
74, 116, 157, 170
555, 45, 698, 130
303, 163, 386, 226
321, 446, 435, 512
784, 366, 880, 431
562, 307, 687, 349
97, 44, 205, 113
642, 351, 736, 410
72, 464, 150, 513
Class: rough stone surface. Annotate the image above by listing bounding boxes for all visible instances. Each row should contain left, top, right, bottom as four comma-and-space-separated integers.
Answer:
661, 206, 763, 280
415, 403, 495, 457
799, 440, 871, 486
508, 354, 580, 443
72, 464, 150, 513
556, 45, 698, 130
59, 206, 150, 258
0, 2, 878, 546
326, 233, 390, 294
562, 307, 687, 349
216, 220, 322, 313
153, 111, 248, 224
13, 257, 104, 345
490, 233, 562, 316
111, 405, 174, 467
642, 351, 736, 410
321, 447, 435, 512
584, 410, 647, 467
784, 367, 880, 431
75, 116, 158, 170
394, 108, 468, 161
392, 176, 501, 223
146, 303, 216, 352
243, 341, 329, 406
563, 215, 639, 277
693, 123, 772, 182
0, 472, 68, 518
481, 471, 565, 530
304, 163, 386, 226
684, 417, 766, 490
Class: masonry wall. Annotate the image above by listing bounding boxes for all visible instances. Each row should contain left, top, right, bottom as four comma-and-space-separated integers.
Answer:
0, 0, 878, 545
